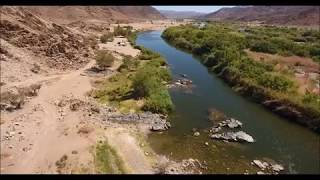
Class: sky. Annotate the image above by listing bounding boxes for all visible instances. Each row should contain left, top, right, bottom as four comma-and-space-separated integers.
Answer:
153, 6, 234, 13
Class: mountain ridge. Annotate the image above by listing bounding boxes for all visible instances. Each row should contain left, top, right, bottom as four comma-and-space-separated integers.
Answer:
202, 6, 320, 26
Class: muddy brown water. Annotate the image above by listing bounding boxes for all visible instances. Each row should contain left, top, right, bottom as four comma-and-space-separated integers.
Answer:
136, 31, 320, 174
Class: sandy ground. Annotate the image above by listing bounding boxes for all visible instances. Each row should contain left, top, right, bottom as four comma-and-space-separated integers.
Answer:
0, 34, 161, 174
98, 37, 140, 57
111, 20, 187, 31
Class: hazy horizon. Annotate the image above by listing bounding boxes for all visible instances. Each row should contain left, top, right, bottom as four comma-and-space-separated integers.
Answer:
153, 6, 234, 13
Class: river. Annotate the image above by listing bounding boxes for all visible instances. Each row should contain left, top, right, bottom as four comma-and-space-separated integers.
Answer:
136, 30, 320, 174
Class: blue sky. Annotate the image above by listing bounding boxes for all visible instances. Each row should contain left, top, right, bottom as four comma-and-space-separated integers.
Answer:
153, 6, 234, 13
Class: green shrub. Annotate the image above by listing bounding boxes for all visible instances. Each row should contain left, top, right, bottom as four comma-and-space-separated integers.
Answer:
250, 40, 277, 54
143, 88, 174, 114
132, 62, 173, 114
132, 66, 161, 97
257, 73, 294, 92
302, 91, 320, 104
138, 47, 161, 60
113, 25, 132, 37
95, 50, 115, 69
118, 56, 139, 72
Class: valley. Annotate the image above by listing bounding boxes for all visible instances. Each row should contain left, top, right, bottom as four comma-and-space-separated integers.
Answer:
0, 5, 319, 174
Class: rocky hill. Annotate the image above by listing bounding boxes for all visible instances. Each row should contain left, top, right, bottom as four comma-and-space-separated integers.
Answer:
19, 6, 165, 24
159, 10, 205, 19
203, 6, 320, 26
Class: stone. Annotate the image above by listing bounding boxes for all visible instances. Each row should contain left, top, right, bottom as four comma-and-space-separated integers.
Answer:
257, 171, 265, 175
252, 160, 267, 169
226, 118, 243, 128
271, 164, 284, 172
211, 127, 221, 133
205, 142, 209, 146
194, 132, 200, 136
144, 152, 149, 156
210, 131, 254, 143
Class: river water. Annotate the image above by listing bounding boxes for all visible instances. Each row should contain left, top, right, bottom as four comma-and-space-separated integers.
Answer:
136, 30, 320, 174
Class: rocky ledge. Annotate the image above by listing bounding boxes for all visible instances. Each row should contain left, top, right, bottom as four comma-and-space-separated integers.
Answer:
107, 112, 171, 131
251, 159, 284, 174
208, 108, 254, 143
210, 131, 254, 143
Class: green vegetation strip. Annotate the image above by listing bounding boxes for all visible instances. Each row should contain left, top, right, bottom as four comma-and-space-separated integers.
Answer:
94, 140, 127, 174
94, 29, 174, 115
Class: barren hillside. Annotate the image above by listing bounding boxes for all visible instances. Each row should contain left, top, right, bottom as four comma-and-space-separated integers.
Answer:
19, 6, 165, 24
203, 6, 320, 26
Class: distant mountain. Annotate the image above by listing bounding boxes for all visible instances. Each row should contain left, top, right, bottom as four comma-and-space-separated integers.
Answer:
20, 6, 165, 24
203, 6, 320, 26
159, 10, 205, 19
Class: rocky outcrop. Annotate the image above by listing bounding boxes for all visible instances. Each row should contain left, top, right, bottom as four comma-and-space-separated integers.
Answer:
159, 158, 207, 174
210, 131, 254, 143
208, 108, 254, 143
0, 7, 92, 70
217, 118, 243, 129
0, 84, 41, 111
251, 160, 284, 174
107, 112, 171, 131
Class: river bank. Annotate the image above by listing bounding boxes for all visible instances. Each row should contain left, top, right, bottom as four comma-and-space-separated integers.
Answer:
161, 24, 320, 133
136, 30, 319, 174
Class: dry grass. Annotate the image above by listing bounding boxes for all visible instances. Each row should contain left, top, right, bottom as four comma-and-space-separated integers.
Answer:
245, 49, 319, 73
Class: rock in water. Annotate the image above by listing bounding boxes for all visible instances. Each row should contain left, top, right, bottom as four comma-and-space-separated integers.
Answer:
226, 118, 243, 128
194, 132, 200, 136
210, 131, 254, 143
253, 160, 267, 169
151, 121, 171, 131
271, 164, 284, 172
235, 131, 254, 143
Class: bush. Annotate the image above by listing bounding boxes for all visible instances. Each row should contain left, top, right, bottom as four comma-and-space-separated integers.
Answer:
138, 47, 161, 60
257, 73, 294, 92
118, 56, 139, 72
250, 40, 277, 54
113, 25, 132, 37
132, 66, 161, 97
143, 88, 174, 114
95, 50, 115, 69
132, 63, 173, 114
100, 32, 114, 43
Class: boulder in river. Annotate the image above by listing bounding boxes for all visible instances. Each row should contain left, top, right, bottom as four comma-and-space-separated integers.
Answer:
210, 127, 222, 133
226, 118, 243, 128
210, 131, 254, 143
252, 160, 269, 169
151, 121, 171, 131
271, 164, 284, 172
251, 159, 284, 173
